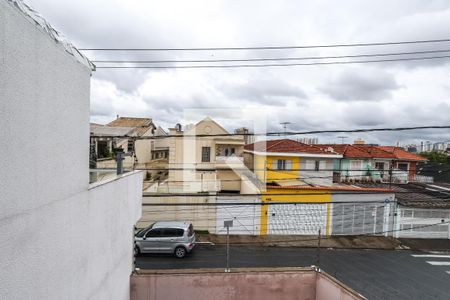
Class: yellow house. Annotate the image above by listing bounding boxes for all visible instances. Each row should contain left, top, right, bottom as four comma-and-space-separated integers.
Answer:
244, 139, 342, 187
243, 139, 342, 235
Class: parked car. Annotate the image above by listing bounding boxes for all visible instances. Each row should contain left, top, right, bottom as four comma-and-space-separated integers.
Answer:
135, 221, 195, 258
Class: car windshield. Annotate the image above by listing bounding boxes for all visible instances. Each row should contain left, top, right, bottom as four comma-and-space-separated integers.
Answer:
135, 223, 154, 237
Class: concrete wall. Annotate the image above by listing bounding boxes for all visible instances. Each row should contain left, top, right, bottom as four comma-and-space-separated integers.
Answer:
316, 272, 366, 300
395, 206, 450, 239
130, 269, 365, 300
138, 195, 218, 232
0, 2, 142, 299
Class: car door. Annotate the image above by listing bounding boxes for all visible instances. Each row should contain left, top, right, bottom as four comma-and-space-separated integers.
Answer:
159, 228, 184, 252
142, 228, 163, 252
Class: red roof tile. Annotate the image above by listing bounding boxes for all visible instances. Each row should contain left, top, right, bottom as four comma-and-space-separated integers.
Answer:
316, 144, 373, 159
245, 139, 339, 155
351, 145, 396, 159
377, 146, 427, 161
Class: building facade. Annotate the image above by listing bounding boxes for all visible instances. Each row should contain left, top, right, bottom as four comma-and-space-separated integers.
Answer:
0, 1, 142, 299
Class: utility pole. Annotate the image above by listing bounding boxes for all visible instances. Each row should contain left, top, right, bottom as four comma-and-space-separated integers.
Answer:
224, 220, 233, 273
316, 228, 321, 271
280, 122, 292, 136
337, 136, 348, 144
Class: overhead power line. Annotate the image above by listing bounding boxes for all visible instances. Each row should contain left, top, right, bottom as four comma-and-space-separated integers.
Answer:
90, 125, 450, 139
92, 48, 450, 64
80, 37, 450, 51
141, 192, 450, 201
95, 54, 450, 69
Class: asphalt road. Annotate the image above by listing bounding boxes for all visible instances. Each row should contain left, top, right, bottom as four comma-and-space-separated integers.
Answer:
136, 246, 450, 300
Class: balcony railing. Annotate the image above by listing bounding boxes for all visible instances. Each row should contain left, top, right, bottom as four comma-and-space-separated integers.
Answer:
216, 156, 244, 162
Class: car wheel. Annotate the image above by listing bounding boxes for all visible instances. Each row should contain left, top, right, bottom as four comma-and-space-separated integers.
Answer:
174, 246, 186, 258
134, 245, 140, 256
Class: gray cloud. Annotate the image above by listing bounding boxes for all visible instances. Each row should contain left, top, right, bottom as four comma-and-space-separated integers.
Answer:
319, 68, 401, 101
27, 0, 450, 146
218, 75, 307, 105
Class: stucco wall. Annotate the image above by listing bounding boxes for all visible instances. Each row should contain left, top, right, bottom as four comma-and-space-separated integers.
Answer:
0, 2, 142, 299
0, 0, 90, 220
130, 269, 365, 300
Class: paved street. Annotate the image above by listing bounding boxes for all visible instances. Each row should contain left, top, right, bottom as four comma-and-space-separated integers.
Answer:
136, 246, 450, 300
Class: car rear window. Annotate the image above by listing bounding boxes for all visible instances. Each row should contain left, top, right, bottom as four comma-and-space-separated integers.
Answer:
188, 224, 194, 237
162, 228, 184, 237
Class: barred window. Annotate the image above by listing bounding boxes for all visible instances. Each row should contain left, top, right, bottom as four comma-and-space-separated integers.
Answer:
202, 147, 211, 162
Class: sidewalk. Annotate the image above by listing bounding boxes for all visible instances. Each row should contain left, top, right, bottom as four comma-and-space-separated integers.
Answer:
196, 234, 403, 250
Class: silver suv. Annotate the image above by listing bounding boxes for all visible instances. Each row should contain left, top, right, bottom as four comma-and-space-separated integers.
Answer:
135, 221, 195, 258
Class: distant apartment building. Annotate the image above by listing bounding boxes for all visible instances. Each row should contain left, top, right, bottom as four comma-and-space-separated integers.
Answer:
298, 137, 319, 144
1, 1, 142, 299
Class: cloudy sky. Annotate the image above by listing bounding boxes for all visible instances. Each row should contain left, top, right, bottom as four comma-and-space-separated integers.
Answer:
27, 0, 450, 145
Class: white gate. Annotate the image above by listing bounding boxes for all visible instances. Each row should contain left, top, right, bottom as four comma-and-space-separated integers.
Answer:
215, 196, 260, 235
395, 207, 450, 239
267, 203, 328, 235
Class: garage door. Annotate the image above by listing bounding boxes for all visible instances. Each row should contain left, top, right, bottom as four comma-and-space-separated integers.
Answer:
267, 203, 328, 235
216, 197, 259, 235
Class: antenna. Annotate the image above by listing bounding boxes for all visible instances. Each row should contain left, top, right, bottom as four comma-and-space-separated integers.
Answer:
337, 136, 348, 144
280, 122, 292, 135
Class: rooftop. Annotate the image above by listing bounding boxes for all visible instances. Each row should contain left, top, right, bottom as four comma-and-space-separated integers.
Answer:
106, 117, 155, 136
317, 144, 373, 159
245, 139, 341, 156
349, 182, 450, 209
377, 146, 427, 161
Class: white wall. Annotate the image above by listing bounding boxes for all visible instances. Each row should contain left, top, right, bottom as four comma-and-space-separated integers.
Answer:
395, 207, 450, 239
0, 2, 142, 299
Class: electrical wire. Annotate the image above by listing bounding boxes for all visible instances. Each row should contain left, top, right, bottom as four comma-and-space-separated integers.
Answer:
95, 54, 450, 69
80, 38, 450, 51
89, 125, 450, 139
92, 48, 450, 64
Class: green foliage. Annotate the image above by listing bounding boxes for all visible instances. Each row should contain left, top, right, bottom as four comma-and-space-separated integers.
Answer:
420, 151, 450, 163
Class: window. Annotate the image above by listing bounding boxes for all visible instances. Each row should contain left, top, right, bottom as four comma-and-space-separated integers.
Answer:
224, 147, 235, 157
162, 228, 184, 237
202, 147, 211, 162
375, 162, 385, 170
306, 160, 315, 170
127, 139, 134, 153
319, 160, 326, 170
273, 159, 292, 170
146, 228, 163, 237
398, 163, 408, 171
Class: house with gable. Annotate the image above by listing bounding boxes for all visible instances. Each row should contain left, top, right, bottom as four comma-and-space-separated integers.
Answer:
244, 139, 342, 187
319, 144, 428, 183
160, 117, 257, 193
